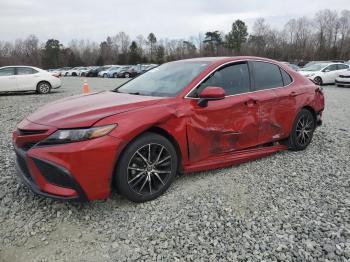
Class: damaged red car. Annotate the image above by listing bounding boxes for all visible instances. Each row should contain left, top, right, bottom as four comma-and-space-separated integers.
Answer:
13, 57, 325, 202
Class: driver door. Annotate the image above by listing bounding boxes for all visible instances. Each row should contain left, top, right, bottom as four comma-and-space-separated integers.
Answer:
186, 62, 260, 163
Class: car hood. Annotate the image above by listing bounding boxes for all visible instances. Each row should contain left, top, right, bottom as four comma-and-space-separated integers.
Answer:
339, 70, 350, 76
27, 91, 164, 128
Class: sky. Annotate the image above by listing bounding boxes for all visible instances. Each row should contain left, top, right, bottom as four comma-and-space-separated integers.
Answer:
0, 0, 349, 44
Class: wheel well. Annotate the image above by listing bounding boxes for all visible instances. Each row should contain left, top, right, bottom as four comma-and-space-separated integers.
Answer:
36, 81, 51, 89
302, 106, 317, 124
146, 127, 183, 172
111, 126, 183, 191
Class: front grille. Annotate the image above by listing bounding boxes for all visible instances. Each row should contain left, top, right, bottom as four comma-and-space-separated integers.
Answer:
18, 129, 47, 136
21, 141, 38, 151
16, 153, 33, 181
339, 75, 350, 78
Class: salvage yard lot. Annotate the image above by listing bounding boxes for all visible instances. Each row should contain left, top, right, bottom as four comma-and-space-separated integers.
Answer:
0, 77, 350, 261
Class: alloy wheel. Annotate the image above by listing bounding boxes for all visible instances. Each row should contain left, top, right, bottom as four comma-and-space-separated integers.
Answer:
39, 83, 50, 94
127, 143, 172, 196
295, 114, 314, 146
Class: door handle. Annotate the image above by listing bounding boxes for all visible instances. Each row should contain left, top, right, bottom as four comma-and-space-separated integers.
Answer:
244, 99, 257, 107
289, 91, 298, 97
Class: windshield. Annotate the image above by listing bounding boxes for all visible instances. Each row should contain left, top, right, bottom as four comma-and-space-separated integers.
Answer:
302, 63, 328, 72
116, 61, 209, 97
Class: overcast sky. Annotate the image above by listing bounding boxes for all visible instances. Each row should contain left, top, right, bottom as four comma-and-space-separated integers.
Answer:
0, 0, 349, 44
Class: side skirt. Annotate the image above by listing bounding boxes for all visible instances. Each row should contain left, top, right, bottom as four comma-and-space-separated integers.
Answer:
183, 144, 287, 173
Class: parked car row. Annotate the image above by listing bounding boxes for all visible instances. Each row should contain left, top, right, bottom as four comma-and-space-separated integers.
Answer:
49, 64, 159, 79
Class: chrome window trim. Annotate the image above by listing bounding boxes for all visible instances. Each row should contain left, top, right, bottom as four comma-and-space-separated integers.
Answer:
184, 59, 295, 99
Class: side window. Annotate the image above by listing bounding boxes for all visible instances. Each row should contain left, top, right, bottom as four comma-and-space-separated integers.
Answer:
280, 69, 292, 86
337, 64, 349, 70
17, 67, 36, 75
325, 64, 337, 71
253, 62, 283, 90
194, 62, 250, 96
0, 67, 15, 76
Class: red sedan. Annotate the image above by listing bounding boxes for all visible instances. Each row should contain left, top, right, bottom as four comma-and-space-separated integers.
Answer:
13, 57, 325, 202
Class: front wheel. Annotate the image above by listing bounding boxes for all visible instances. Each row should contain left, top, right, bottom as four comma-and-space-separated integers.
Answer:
124, 73, 130, 78
314, 76, 323, 86
115, 133, 178, 202
287, 109, 315, 151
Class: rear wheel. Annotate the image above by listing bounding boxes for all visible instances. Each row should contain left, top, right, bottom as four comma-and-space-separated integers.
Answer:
113, 73, 118, 78
115, 133, 178, 202
103, 73, 108, 78
314, 76, 323, 86
36, 82, 51, 94
287, 109, 315, 151
124, 73, 130, 78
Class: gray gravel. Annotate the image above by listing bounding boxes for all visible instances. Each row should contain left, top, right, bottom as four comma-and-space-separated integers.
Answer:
0, 78, 350, 261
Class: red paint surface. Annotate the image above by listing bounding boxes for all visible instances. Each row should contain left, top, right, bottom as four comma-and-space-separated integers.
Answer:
13, 56, 325, 200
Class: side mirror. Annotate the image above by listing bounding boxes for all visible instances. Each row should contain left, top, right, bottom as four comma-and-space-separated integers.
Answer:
197, 86, 225, 107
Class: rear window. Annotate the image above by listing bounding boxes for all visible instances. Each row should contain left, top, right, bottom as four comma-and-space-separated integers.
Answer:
253, 62, 283, 90
17, 67, 37, 75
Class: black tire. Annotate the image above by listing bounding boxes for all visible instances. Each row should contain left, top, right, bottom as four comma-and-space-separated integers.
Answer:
72, 72, 77, 77
113, 73, 118, 78
124, 73, 130, 78
287, 109, 315, 151
314, 76, 323, 86
36, 81, 51, 94
103, 73, 108, 78
115, 132, 178, 202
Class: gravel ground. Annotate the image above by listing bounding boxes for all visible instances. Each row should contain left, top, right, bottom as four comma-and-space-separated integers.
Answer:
0, 78, 349, 262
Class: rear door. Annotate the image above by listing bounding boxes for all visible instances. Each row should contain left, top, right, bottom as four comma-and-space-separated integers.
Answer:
16, 67, 39, 91
186, 61, 259, 162
0, 67, 17, 91
250, 61, 289, 144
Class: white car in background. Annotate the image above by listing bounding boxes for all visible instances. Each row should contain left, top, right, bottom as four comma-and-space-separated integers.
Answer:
298, 62, 349, 85
65, 67, 83, 76
335, 69, 350, 87
0, 66, 61, 94
98, 65, 116, 77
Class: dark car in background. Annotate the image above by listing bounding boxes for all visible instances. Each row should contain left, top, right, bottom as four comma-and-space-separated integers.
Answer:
117, 64, 159, 78
86, 66, 110, 77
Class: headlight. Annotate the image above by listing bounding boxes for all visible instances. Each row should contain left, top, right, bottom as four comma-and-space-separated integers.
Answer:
39, 124, 116, 146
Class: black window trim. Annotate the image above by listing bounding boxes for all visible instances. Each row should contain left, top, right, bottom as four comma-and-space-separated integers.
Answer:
184, 59, 295, 99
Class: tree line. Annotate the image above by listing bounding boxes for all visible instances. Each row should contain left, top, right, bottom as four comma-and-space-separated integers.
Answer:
0, 9, 349, 69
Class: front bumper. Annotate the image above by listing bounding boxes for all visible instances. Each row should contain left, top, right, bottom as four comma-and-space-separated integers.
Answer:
13, 120, 126, 201
15, 146, 88, 201
335, 79, 350, 86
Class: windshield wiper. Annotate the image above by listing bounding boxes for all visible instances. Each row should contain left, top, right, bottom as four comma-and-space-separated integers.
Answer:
127, 92, 141, 95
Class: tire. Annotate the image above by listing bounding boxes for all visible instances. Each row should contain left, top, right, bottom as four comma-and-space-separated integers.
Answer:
103, 74, 108, 78
287, 109, 315, 151
115, 132, 178, 202
113, 73, 118, 78
124, 73, 130, 78
36, 81, 51, 94
314, 76, 323, 86
72, 72, 77, 77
